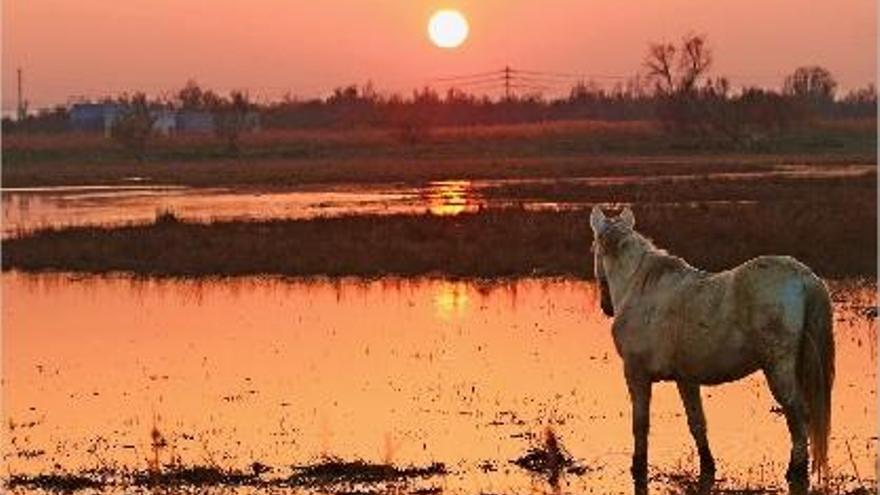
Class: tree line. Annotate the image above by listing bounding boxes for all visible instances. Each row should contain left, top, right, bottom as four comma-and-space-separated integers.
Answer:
5, 34, 876, 142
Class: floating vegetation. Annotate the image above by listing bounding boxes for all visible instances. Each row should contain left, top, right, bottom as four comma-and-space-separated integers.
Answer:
511, 428, 589, 485
7, 472, 104, 492
287, 457, 447, 487
653, 470, 875, 495
4, 459, 446, 493
131, 464, 258, 488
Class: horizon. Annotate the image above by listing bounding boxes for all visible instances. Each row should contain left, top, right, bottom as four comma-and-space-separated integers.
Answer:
2, 1, 877, 114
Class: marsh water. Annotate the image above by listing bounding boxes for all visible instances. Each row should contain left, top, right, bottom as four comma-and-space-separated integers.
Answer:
2, 163, 874, 236
3, 273, 876, 493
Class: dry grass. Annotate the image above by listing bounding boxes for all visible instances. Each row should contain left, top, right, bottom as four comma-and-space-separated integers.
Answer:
3, 118, 874, 188
4, 118, 874, 151
1, 120, 658, 153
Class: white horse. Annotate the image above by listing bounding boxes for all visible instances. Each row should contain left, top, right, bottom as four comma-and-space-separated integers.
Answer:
589, 205, 834, 490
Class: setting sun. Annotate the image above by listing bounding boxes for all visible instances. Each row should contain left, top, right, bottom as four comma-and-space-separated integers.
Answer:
428, 9, 469, 48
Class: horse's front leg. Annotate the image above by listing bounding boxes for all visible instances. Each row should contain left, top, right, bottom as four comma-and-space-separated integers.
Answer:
625, 366, 652, 488
676, 381, 716, 484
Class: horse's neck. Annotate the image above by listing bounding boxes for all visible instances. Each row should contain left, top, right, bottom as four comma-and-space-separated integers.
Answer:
606, 244, 649, 308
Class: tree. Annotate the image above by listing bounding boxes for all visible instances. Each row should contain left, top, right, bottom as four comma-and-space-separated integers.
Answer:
178, 80, 204, 110
678, 34, 712, 93
644, 33, 714, 133
178, 80, 223, 110
644, 33, 711, 95
213, 91, 252, 154
111, 93, 155, 161
838, 83, 877, 118
644, 42, 677, 94
783, 66, 837, 102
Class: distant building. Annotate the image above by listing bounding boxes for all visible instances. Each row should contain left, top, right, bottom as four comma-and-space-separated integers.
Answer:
69, 104, 262, 136
176, 110, 215, 132
151, 109, 177, 136
70, 103, 175, 136
69, 103, 124, 135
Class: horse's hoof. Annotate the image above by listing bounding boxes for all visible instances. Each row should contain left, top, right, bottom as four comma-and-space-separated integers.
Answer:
699, 454, 716, 478
698, 466, 715, 483
787, 477, 809, 495
633, 479, 649, 495
697, 469, 715, 494
785, 459, 808, 483
630, 454, 648, 484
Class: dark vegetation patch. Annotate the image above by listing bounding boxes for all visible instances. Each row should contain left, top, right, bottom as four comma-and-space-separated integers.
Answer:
3, 187, 875, 278
511, 428, 589, 486
654, 470, 873, 495
131, 464, 257, 487
4, 459, 445, 492
7, 472, 104, 492
287, 458, 446, 487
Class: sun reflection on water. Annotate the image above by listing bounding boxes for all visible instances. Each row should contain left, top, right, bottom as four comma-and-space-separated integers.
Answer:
433, 281, 469, 319
427, 180, 476, 216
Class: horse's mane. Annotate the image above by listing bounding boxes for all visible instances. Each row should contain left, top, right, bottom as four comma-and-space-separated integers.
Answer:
601, 225, 695, 293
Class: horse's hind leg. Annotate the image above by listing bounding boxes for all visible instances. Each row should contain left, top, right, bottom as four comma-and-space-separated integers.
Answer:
677, 382, 715, 483
764, 359, 809, 485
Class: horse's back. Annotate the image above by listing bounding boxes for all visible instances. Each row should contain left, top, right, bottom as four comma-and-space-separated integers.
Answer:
707, 255, 827, 374
730, 255, 826, 330
626, 255, 827, 384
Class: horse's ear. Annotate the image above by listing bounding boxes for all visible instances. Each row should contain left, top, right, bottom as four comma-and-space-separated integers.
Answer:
590, 205, 607, 234
620, 207, 635, 229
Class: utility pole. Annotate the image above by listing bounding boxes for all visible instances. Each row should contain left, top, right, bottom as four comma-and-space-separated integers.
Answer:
17, 67, 27, 121
503, 65, 511, 100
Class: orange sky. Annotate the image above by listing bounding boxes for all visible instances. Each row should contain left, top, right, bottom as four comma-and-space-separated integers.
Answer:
2, 0, 877, 111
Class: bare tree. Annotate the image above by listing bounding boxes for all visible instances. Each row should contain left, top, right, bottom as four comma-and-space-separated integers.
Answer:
678, 34, 712, 93
783, 66, 837, 102
644, 42, 677, 94
644, 33, 711, 95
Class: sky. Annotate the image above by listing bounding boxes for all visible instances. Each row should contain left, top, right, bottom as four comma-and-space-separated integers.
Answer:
2, 0, 877, 111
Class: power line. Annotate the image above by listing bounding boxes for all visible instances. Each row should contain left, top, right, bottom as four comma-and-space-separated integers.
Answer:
427, 69, 505, 83
424, 66, 584, 100
439, 77, 508, 87
512, 68, 628, 80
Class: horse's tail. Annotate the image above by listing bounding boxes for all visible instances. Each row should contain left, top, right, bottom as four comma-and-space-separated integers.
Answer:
798, 276, 835, 479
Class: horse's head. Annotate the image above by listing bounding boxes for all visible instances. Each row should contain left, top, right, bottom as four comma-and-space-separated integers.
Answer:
589, 205, 635, 317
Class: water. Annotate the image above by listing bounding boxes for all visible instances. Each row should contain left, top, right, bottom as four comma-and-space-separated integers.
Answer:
3, 274, 875, 493
0, 181, 495, 236
3, 163, 872, 236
